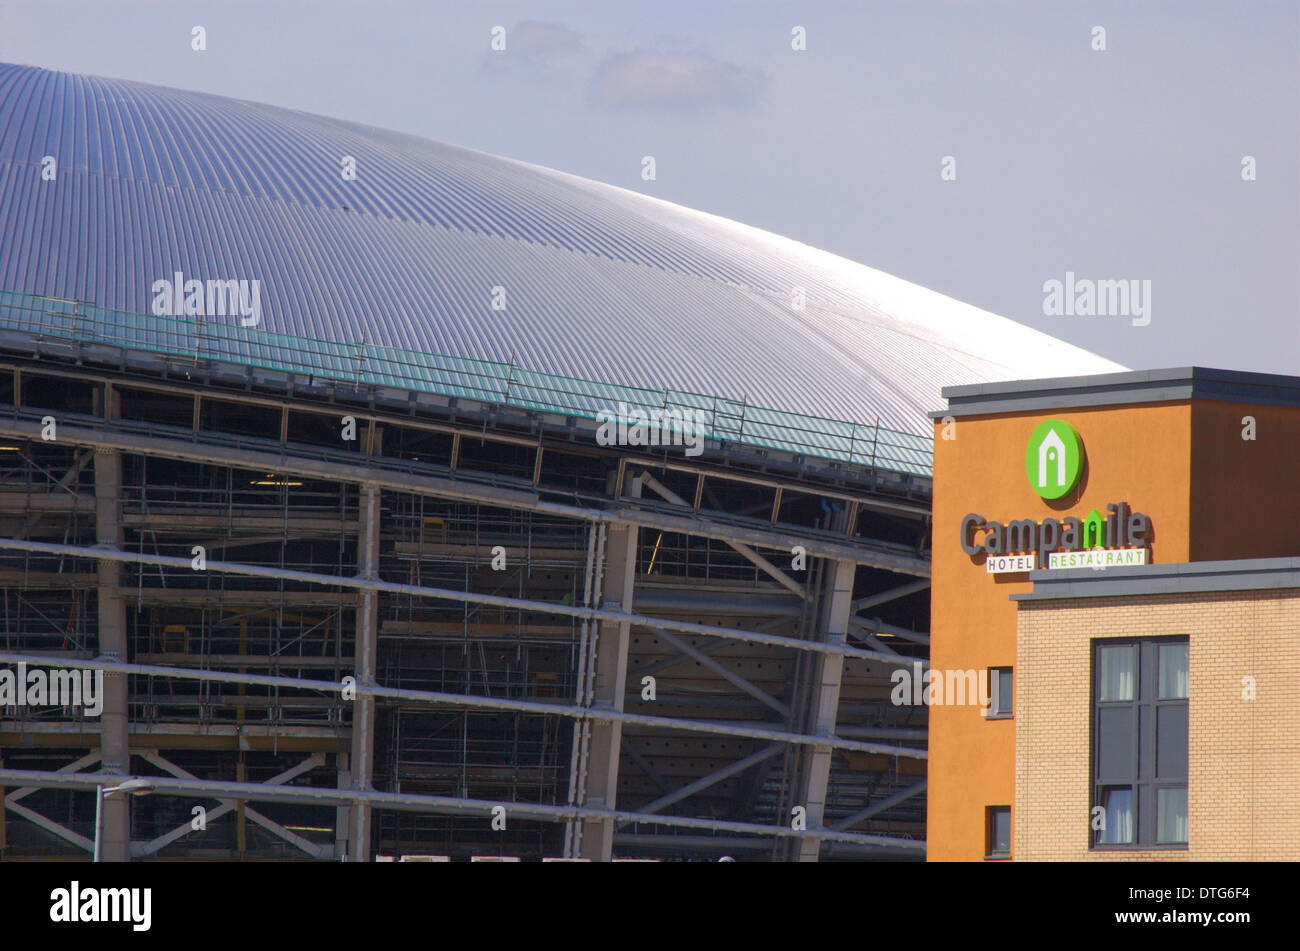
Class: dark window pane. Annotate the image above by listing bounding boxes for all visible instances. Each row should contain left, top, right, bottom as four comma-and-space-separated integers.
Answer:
1139, 707, 1152, 780
990, 807, 1011, 854
997, 668, 1013, 715
1156, 705, 1189, 778
1097, 707, 1134, 780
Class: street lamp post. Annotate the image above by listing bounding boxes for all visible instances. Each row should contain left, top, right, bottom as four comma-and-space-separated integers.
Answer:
92, 779, 156, 862
93, 785, 103, 863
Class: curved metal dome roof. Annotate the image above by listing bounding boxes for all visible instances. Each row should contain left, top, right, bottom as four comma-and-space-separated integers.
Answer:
0, 62, 1124, 438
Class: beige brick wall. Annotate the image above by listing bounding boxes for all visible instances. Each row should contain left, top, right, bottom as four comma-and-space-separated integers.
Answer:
1015, 589, 1300, 861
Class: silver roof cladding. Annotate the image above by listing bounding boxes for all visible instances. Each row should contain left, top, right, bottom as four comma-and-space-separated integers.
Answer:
0, 62, 1125, 437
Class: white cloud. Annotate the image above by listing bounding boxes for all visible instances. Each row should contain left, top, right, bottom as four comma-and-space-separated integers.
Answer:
484, 21, 585, 78
587, 49, 765, 114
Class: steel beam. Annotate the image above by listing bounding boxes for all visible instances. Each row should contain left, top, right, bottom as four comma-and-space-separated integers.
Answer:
562, 524, 600, 858
136, 752, 329, 857
2, 752, 102, 804
335, 752, 351, 860
4, 797, 94, 852
623, 743, 783, 820
850, 625, 902, 657
0, 722, 345, 746
631, 589, 802, 616
612, 833, 924, 858
623, 745, 670, 795
851, 617, 931, 647
0, 651, 928, 758
648, 627, 790, 718
836, 726, 929, 741
94, 444, 130, 862
349, 484, 379, 861
0, 415, 928, 572
0, 752, 101, 855
793, 557, 855, 862
0, 352, 932, 516
20, 449, 92, 537
578, 477, 639, 861
613, 834, 767, 852
830, 780, 928, 831
851, 579, 930, 614
0, 768, 925, 851
634, 637, 733, 678
0, 538, 906, 665
638, 469, 808, 597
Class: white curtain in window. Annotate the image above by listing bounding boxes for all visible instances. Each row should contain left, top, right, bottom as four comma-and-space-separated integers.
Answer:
1158, 643, 1189, 699
1158, 787, 1188, 844
1101, 788, 1134, 843
1099, 646, 1135, 701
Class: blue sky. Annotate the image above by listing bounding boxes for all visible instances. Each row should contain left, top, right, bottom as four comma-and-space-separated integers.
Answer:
2, 0, 1296, 374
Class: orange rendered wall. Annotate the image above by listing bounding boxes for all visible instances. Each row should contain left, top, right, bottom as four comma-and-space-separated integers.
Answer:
1189, 400, 1300, 562
927, 402, 1194, 861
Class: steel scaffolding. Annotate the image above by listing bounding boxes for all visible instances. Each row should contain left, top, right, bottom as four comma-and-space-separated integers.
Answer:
0, 336, 932, 861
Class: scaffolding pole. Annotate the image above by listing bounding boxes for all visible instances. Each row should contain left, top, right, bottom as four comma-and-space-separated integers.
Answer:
348, 484, 380, 861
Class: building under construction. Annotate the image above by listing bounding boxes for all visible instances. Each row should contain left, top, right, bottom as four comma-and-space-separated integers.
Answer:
0, 63, 1122, 861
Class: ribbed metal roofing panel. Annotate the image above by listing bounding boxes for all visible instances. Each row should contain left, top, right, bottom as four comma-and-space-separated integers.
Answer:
0, 62, 1125, 437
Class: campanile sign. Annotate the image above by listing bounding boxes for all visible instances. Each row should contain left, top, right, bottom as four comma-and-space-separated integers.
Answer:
962, 420, 1152, 574
1025, 419, 1083, 500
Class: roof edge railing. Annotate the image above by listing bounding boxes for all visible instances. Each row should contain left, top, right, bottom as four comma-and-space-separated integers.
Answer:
0, 289, 934, 477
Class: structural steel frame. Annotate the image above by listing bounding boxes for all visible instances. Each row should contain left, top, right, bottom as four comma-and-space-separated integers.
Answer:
0, 347, 931, 861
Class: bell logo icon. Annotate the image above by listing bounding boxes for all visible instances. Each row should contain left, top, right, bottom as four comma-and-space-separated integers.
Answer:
1025, 420, 1083, 499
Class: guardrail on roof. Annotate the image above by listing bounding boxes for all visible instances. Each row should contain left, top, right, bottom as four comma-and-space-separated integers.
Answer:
0, 290, 934, 477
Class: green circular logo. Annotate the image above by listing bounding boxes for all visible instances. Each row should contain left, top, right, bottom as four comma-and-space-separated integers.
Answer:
1025, 420, 1083, 499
